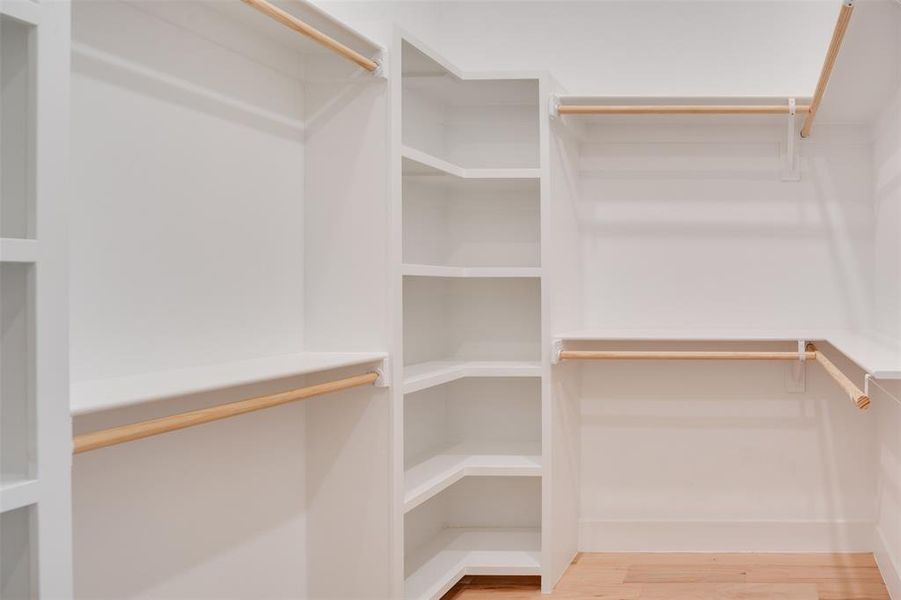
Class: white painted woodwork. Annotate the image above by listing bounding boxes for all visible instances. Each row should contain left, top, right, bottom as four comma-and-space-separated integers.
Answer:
66, 1, 391, 598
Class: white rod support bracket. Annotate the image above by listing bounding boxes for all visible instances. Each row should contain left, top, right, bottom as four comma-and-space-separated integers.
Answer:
785, 339, 807, 392
864, 373, 871, 398
782, 98, 800, 181
548, 95, 560, 118
552, 340, 563, 365
374, 359, 390, 388
371, 54, 385, 78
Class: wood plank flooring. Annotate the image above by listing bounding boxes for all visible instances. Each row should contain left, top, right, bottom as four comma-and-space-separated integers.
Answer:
442, 554, 890, 600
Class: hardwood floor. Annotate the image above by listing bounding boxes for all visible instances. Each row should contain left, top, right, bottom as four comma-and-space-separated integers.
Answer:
442, 554, 891, 600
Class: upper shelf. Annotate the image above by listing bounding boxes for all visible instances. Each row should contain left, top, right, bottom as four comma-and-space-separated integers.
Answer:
208, 0, 382, 61
402, 146, 540, 181
554, 329, 901, 379
71, 351, 387, 415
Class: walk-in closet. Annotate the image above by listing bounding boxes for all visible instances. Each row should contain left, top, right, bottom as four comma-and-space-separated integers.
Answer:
1, 0, 900, 599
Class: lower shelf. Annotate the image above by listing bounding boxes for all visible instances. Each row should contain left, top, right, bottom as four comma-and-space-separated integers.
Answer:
404, 443, 542, 512
405, 528, 541, 600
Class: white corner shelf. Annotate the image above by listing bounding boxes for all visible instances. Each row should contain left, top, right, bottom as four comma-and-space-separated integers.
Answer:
403, 360, 542, 395
402, 146, 540, 181
402, 264, 541, 279
0, 478, 39, 513
554, 328, 901, 379
404, 442, 541, 513
404, 528, 541, 600
0, 238, 39, 263
71, 351, 388, 415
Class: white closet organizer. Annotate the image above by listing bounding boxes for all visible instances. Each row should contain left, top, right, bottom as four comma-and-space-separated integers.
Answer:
392, 35, 549, 599
541, 0, 901, 587
65, 1, 392, 598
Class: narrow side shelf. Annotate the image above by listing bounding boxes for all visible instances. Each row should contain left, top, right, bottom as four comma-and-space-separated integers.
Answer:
403, 360, 542, 394
402, 146, 540, 180
402, 264, 541, 278
404, 528, 541, 600
404, 442, 541, 512
0, 478, 39, 513
71, 351, 387, 415
0, 238, 39, 263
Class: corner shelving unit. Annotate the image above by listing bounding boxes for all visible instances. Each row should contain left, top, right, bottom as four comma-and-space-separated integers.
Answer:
392, 32, 547, 598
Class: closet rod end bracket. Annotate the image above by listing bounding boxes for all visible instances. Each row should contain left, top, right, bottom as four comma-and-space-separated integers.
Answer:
552, 340, 563, 365
374, 359, 390, 387
371, 57, 385, 78
548, 95, 560, 118
782, 98, 801, 181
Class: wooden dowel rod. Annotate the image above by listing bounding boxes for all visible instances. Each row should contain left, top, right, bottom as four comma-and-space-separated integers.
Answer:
800, 2, 854, 138
557, 105, 811, 116
73, 371, 379, 454
559, 350, 816, 361
808, 345, 869, 410
240, 0, 379, 72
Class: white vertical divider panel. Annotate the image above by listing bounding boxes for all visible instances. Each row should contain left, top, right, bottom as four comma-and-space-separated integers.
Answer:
33, 2, 73, 593
303, 50, 394, 599
389, 28, 406, 600
542, 77, 584, 592
0, 0, 73, 597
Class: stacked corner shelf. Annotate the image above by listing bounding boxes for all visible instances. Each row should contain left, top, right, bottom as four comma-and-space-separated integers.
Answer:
397, 34, 545, 599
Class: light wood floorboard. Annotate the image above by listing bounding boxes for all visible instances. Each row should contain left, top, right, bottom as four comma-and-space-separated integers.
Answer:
442, 554, 890, 600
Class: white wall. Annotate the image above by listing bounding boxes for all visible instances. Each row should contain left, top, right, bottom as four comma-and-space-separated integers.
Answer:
569, 117, 880, 550
321, 0, 838, 96
69, 0, 307, 383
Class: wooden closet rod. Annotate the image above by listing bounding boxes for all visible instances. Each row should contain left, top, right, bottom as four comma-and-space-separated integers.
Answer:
240, 0, 379, 72
73, 371, 379, 454
560, 350, 816, 361
801, 1, 854, 138
808, 344, 869, 409
557, 104, 811, 116
559, 348, 869, 410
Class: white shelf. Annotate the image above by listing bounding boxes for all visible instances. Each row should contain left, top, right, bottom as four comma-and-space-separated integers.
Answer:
0, 478, 39, 513
71, 351, 387, 415
405, 528, 541, 600
403, 360, 542, 395
0, 0, 41, 25
0, 238, 39, 263
404, 442, 541, 512
402, 146, 540, 181
402, 264, 541, 279
554, 328, 901, 379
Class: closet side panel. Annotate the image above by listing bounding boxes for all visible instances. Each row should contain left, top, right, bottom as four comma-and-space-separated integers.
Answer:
302, 55, 389, 351
872, 14, 901, 595
302, 54, 392, 599
543, 80, 583, 591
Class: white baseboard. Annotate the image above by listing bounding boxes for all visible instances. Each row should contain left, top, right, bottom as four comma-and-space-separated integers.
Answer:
875, 526, 901, 600
579, 519, 874, 552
